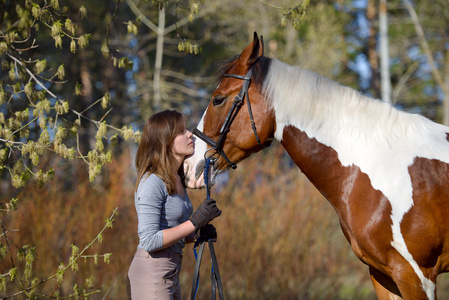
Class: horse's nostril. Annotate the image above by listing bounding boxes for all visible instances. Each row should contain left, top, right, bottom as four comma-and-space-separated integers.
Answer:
195, 160, 205, 180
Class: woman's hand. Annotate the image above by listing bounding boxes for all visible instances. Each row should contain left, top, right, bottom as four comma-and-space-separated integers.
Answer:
195, 224, 217, 243
189, 198, 222, 230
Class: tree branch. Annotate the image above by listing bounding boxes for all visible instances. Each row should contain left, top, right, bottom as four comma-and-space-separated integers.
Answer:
403, 0, 448, 95
126, 0, 159, 33
0, 209, 118, 300
163, 6, 216, 35
163, 81, 211, 99
391, 61, 419, 105
161, 69, 215, 83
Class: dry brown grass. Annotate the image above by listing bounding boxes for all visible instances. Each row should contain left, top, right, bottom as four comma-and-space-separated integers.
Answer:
2, 144, 449, 299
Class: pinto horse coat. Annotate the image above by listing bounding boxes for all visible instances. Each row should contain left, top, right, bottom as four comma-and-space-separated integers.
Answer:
184, 33, 449, 299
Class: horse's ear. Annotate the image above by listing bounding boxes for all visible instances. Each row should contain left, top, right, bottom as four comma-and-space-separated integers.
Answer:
237, 32, 263, 67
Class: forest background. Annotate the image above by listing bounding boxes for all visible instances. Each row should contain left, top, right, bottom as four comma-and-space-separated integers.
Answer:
2, 0, 449, 299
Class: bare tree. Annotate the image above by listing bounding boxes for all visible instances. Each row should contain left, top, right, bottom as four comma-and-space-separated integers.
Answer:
379, 0, 391, 104
404, 0, 449, 124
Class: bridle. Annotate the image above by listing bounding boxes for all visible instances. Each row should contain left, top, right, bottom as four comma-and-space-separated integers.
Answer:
193, 67, 263, 169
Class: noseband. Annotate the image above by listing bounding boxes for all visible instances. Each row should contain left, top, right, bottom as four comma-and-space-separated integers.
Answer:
193, 68, 263, 169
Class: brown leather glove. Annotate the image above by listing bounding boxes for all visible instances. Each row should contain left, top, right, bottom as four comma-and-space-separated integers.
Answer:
189, 198, 222, 230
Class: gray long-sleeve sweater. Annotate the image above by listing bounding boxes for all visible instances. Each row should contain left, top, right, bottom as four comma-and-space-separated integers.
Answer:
135, 173, 193, 254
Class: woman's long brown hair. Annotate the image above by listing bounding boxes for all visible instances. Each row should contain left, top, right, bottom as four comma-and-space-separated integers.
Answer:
135, 110, 187, 195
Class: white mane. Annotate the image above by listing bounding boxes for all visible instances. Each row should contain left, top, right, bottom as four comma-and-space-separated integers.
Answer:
263, 59, 440, 147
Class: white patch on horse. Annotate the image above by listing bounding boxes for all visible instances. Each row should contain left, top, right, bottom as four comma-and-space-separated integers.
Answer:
195, 111, 208, 157
264, 59, 449, 299
184, 110, 208, 188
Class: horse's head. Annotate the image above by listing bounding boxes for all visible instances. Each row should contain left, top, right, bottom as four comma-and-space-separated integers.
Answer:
185, 32, 276, 189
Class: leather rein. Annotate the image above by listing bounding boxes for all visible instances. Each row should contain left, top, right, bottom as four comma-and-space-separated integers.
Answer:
193, 67, 263, 169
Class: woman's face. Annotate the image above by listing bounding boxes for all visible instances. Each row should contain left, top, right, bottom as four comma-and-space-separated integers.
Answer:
171, 128, 194, 162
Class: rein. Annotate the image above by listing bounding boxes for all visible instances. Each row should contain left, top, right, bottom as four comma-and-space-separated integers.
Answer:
191, 158, 224, 300
193, 67, 262, 169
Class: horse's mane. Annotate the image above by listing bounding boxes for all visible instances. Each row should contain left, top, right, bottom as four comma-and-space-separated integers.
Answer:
263, 59, 439, 144
216, 55, 239, 81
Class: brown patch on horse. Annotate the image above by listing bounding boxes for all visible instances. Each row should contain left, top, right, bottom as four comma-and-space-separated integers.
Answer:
446, 132, 449, 142
281, 125, 395, 271
404, 157, 449, 274
281, 125, 440, 297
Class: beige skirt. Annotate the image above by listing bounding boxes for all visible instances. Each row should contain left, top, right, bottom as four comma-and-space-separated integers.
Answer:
128, 248, 183, 300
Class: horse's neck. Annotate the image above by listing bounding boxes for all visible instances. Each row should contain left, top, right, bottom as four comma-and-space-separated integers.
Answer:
280, 124, 355, 206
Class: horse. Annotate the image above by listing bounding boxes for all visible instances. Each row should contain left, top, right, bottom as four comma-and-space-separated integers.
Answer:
183, 32, 449, 300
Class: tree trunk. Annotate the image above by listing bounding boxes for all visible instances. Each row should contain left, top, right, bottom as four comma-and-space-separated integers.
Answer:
379, 0, 391, 104
367, 0, 380, 98
153, 7, 165, 111
444, 50, 449, 125
404, 0, 449, 124
79, 48, 96, 155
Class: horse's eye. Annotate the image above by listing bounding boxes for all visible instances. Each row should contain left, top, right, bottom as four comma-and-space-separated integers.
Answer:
212, 95, 226, 106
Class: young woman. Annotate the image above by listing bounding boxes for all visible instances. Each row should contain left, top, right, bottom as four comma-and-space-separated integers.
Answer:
128, 110, 221, 299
